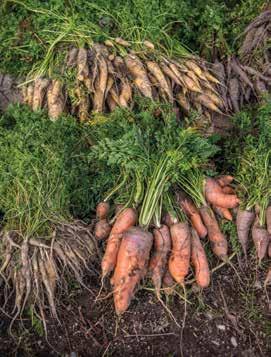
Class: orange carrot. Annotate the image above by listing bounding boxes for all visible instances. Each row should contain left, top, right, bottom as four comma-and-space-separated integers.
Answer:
199, 206, 228, 260
216, 175, 234, 187
266, 206, 271, 234
101, 208, 137, 277
205, 177, 239, 209
252, 217, 269, 263
96, 202, 110, 220
168, 222, 191, 284
149, 225, 171, 295
191, 229, 210, 288
95, 219, 111, 240
213, 205, 233, 221
112, 226, 153, 314
236, 208, 255, 257
177, 192, 207, 238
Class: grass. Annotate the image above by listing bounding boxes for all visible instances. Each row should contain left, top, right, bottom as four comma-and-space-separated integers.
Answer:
0, 104, 114, 237
0, 0, 266, 78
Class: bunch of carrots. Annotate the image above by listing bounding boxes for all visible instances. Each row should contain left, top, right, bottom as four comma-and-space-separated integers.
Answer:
88, 105, 242, 314
91, 99, 271, 313
94, 174, 240, 315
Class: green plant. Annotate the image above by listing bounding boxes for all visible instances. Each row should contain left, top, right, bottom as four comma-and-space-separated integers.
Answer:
223, 100, 271, 226
89, 100, 218, 227
0, 104, 109, 235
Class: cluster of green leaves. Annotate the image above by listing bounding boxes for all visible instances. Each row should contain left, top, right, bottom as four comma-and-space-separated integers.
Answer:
225, 100, 271, 225
0, 105, 112, 236
89, 100, 218, 227
0, 0, 265, 77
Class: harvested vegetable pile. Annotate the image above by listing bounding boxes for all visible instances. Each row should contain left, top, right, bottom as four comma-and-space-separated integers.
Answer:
0, 105, 106, 331
5, 44, 224, 122
223, 100, 271, 285
88, 104, 242, 314
213, 9, 271, 114
1, 2, 271, 336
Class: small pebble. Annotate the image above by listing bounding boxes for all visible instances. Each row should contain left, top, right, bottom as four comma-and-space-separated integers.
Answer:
217, 324, 226, 331
231, 336, 238, 348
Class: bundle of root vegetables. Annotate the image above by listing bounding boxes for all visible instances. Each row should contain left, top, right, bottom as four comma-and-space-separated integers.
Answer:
15, 43, 225, 122
88, 107, 241, 314
94, 175, 241, 315
212, 9, 271, 115
96, 174, 271, 315
0, 222, 95, 329
1, 10, 271, 134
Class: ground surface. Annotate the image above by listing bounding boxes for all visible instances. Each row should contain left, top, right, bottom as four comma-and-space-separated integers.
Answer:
0, 256, 271, 357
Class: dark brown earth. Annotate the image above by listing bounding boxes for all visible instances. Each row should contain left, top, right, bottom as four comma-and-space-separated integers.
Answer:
0, 255, 271, 357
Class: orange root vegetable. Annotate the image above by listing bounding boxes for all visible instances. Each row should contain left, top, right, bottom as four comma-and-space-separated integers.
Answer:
222, 186, 235, 195
96, 201, 110, 220
216, 175, 234, 187
112, 226, 153, 315
205, 177, 240, 209
200, 206, 228, 260
168, 222, 191, 284
191, 229, 210, 288
95, 219, 111, 240
266, 206, 271, 234
236, 208, 255, 257
177, 192, 207, 238
149, 225, 171, 294
252, 217, 269, 263
125, 54, 152, 98
213, 206, 233, 221
101, 208, 137, 277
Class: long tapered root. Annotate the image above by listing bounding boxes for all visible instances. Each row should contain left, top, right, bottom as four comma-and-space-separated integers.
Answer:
0, 221, 96, 329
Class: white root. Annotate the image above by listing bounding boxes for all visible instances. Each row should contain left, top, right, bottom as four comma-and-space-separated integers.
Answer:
32, 78, 50, 111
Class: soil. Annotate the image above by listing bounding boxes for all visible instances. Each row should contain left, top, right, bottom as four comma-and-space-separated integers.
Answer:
0, 257, 271, 357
